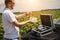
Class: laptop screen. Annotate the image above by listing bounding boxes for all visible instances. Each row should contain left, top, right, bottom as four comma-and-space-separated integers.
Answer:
40, 14, 53, 27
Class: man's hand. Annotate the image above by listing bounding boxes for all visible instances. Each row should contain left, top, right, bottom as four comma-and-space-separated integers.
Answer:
28, 17, 34, 23
26, 12, 32, 16
29, 17, 37, 23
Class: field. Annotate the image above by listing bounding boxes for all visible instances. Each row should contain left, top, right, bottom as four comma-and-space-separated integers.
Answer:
0, 9, 60, 40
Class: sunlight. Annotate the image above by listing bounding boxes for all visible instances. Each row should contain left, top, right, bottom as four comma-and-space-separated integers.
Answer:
28, 0, 37, 4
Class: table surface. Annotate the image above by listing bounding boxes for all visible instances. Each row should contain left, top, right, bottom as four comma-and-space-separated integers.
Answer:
22, 30, 60, 40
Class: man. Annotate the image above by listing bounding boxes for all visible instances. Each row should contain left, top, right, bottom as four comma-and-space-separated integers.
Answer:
2, 0, 33, 40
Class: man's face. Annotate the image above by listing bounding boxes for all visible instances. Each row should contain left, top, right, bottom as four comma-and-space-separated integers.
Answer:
8, 0, 15, 9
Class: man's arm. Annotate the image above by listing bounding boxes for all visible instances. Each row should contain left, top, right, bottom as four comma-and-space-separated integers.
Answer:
15, 12, 32, 19
15, 13, 26, 19
12, 20, 30, 27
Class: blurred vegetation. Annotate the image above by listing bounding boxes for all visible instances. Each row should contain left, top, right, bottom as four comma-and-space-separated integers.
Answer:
0, 9, 60, 40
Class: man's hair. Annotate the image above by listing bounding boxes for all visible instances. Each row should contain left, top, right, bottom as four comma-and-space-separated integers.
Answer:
5, 0, 12, 5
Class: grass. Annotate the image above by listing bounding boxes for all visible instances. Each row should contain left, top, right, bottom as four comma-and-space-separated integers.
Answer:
0, 9, 60, 40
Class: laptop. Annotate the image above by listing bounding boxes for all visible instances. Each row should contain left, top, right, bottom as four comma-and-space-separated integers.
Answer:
40, 14, 54, 28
